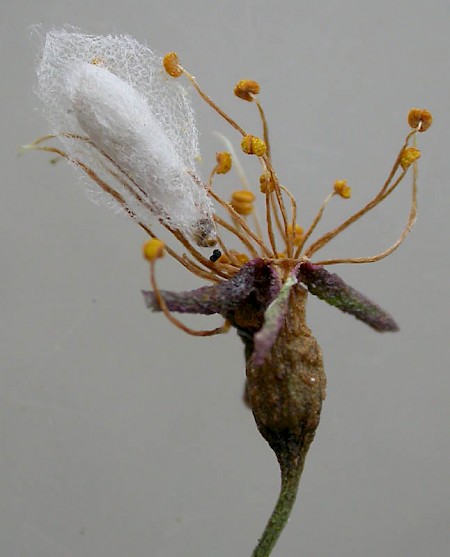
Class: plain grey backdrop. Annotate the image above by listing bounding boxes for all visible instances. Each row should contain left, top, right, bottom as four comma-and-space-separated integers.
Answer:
2, 1, 449, 556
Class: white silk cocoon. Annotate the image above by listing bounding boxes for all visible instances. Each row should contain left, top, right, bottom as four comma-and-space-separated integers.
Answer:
36, 29, 216, 245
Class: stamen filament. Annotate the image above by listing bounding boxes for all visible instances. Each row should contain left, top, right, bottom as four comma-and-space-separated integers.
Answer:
255, 99, 271, 160
26, 142, 229, 281
213, 131, 264, 241
263, 157, 291, 254
209, 189, 272, 257
265, 192, 278, 256
313, 161, 417, 266
182, 69, 246, 136
150, 263, 229, 336
379, 128, 418, 197
170, 227, 231, 279
215, 235, 241, 268
304, 130, 419, 259
295, 192, 334, 258
180, 255, 228, 282
214, 132, 250, 188
279, 184, 298, 250
269, 193, 286, 244
214, 215, 259, 259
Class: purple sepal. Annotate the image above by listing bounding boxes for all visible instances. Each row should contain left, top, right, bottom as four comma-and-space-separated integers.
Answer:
142, 259, 279, 319
142, 286, 228, 315
298, 262, 399, 332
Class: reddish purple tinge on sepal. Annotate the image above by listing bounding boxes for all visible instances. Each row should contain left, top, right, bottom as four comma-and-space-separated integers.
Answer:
298, 262, 399, 332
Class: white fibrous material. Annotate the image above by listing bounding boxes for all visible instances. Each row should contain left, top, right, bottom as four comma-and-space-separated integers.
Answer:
36, 29, 216, 247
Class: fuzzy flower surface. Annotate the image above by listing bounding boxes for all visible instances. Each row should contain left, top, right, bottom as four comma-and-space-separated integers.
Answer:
29, 30, 432, 557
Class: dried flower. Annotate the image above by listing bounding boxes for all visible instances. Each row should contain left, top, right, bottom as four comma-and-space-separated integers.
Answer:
28, 30, 432, 557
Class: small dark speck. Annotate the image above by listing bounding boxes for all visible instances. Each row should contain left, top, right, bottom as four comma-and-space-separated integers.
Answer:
209, 249, 221, 262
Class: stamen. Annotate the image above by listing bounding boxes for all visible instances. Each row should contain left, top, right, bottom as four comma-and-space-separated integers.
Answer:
214, 214, 260, 259
265, 191, 278, 256
314, 154, 418, 266
233, 79, 271, 159
259, 173, 275, 194
180, 254, 228, 282
230, 190, 256, 215
26, 139, 228, 282
214, 132, 264, 240
287, 224, 304, 247
169, 227, 231, 279
259, 159, 291, 255
149, 262, 230, 337
234, 79, 260, 101
303, 118, 428, 259
333, 179, 352, 199
255, 100, 271, 161
208, 189, 271, 256
162, 52, 183, 78
181, 66, 246, 136
407, 108, 432, 132
241, 134, 267, 157
279, 184, 298, 257
259, 167, 286, 247
400, 147, 421, 170
142, 238, 165, 261
294, 192, 334, 258
215, 235, 241, 267
269, 192, 285, 241
218, 251, 250, 266
215, 151, 232, 174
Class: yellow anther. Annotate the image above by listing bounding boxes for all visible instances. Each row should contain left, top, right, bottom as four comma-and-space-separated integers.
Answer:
287, 224, 304, 247
234, 79, 260, 102
218, 251, 249, 265
217, 252, 230, 264
259, 173, 276, 193
234, 252, 250, 265
333, 179, 352, 199
400, 147, 421, 170
230, 190, 256, 215
408, 108, 432, 132
142, 238, 165, 261
216, 152, 232, 174
241, 134, 267, 156
163, 52, 183, 78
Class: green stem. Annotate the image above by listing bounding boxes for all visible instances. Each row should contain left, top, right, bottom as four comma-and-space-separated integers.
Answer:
252, 448, 308, 557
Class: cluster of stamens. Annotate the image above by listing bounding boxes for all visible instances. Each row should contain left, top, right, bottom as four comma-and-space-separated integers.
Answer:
26, 48, 432, 336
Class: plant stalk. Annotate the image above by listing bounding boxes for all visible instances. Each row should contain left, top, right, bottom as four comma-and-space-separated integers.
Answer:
252, 445, 309, 557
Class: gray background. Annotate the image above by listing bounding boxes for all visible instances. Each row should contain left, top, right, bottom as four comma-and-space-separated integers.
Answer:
2, 1, 449, 556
